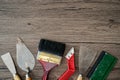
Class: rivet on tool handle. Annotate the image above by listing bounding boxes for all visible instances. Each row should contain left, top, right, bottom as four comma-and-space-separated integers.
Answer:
13, 74, 21, 80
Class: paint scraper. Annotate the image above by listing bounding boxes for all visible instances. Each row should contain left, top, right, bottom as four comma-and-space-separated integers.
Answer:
1, 52, 21, 80
79, 45, 98, 79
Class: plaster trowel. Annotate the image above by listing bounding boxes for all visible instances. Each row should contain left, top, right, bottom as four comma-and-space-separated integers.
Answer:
16, 38, 35, 80
1, 52, 21, 80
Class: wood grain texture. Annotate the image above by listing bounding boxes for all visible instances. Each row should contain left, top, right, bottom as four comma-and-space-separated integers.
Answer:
0, 0, 120, 80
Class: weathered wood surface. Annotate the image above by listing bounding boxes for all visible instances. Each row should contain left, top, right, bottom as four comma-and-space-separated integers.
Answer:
0, 0, 120, 80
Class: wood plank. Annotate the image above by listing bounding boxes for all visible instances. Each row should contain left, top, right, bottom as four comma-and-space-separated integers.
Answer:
0, 2, 120, 19
0, 0, 120, 43
0, 18, 120, 43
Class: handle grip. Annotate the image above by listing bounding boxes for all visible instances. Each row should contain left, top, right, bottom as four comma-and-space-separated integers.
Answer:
26, 73, 32, 80
13, 74, 21, 80
77, 74, 82, 80
26, 77, 32, 80
42, 71, 48, 80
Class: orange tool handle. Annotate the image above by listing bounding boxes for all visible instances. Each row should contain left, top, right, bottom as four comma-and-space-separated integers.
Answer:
26, 73, 32, 80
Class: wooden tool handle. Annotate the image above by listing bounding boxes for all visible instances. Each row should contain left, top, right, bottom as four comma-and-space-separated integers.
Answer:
26, 77, 32, 80
13, 74, 21, 80
77, 74, 82, 80
26, 73, 32, 80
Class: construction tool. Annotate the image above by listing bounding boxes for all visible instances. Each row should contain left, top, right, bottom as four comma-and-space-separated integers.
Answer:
79, 46, 98, 79
87, 51, 118, 80
16, 38, 35, 80
58, 47, 75, 80
37, 39, 66, 80
1, 52, 21, 80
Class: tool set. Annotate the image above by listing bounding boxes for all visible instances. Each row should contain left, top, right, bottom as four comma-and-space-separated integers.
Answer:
1, 37, 118, 80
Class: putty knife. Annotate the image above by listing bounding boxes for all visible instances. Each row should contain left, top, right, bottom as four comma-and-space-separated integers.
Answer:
1, 52, 21, 80
16, 38, 35, 80
79, 46, 98, 79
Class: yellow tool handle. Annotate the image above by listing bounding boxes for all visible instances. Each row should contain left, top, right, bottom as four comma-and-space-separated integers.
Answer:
77, 74, 82, 80
26, 74, 32, 80
13, 74, 21, 80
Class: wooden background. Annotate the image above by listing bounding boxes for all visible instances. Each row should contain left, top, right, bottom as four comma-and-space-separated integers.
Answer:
0, 0, 120, 80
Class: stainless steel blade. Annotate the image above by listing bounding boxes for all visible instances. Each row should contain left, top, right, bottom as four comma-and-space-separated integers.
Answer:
1, 52, 16, 75
16, 38, 35, 72
79, 46, 98, 75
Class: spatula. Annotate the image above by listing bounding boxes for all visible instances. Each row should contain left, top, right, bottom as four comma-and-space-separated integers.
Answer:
1, 52, 21, 80
79, 45, 98, 79
16, 38, 35, 80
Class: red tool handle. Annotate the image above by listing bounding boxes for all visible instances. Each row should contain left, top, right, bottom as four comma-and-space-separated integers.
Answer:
39, 60, 57, 80
58, 54, 75, 80
42, 70, 49, 80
